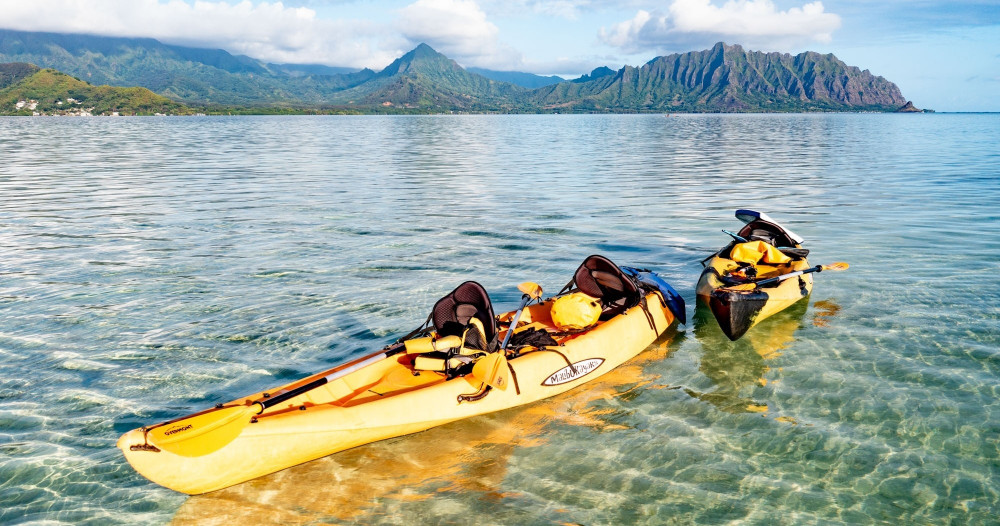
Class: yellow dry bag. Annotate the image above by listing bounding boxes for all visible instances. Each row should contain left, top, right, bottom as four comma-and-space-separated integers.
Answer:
730, 241, 792, 265
550, 292, 601, 331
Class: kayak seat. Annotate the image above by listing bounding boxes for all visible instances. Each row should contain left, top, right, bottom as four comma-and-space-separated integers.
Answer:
412, 281, 498, 376
412, 317, 489, 373
430, 281, 498, 351
738, 220, 797, 249
565, 255, 641, 320
746, 228, 777, 245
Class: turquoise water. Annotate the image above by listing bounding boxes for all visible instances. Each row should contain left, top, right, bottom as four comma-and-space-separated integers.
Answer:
1, 114, 998, 524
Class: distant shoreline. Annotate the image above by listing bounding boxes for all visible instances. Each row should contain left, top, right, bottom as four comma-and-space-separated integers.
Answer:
5, 111, 993, 117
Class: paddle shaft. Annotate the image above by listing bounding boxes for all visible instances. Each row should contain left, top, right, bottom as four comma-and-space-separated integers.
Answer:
140, 342, 411, 456
499, 294, 532, 350
753, 265, 826, 289
256, 344, 404, 412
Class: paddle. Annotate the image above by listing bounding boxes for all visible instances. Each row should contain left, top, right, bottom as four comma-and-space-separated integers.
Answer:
146, 343, 409, 457
499, 282, 543, 351
722, 229, 748, 243
751, 262, 849, 289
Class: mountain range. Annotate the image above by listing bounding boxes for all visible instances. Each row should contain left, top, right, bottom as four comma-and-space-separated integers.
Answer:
0, 29, 908, 113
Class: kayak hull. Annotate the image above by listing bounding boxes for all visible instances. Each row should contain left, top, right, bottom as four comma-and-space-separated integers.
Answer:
118, 292, 677, 495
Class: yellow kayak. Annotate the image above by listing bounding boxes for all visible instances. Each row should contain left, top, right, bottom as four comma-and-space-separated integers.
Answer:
696, 210, 812, 341
118, 256, 681, 495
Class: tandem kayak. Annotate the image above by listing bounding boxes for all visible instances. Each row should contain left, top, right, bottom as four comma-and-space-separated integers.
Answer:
118, 255, 682, 495
696, 210, 812, 341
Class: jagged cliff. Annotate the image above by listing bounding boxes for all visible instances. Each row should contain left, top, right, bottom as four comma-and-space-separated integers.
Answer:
531, 43, 906, 112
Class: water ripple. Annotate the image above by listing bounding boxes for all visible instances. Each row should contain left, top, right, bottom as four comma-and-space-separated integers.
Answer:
1, 114, 998, 524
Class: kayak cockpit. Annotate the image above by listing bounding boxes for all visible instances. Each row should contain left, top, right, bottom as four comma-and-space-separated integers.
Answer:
242, 296, 605, 415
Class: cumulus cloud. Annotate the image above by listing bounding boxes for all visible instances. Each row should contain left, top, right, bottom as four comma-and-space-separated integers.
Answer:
0, 0, 398, 68
397, 0, 524, 69
478, 0, 647, 20
601, 0, 841, 54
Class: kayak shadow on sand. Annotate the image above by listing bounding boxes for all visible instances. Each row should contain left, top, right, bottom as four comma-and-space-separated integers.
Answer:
169, 330, 684, 524
685, 299, 812, 415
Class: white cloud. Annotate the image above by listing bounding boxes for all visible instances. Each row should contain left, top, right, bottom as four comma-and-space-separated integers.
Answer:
477, 0, 647, 20
0, 0, 398, 68
601, 0, 841, 54
397, 0, 524, 69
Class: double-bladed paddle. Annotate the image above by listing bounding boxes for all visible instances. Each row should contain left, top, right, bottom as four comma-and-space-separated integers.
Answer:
750, 262, 849, 289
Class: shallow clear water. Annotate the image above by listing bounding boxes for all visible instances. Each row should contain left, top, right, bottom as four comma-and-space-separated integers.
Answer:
1, 114, 998, 524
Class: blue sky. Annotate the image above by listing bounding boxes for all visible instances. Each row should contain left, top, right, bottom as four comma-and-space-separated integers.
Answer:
3, 1, 998, 111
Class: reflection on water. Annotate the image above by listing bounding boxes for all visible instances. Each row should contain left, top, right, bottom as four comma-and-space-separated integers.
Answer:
689, 300, 809, 415
811, 299, 841, 328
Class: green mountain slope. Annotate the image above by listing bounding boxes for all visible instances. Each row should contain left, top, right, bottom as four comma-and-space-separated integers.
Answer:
0, 29, 382, 105
0, 61, 38, 89
531, 42, 906, 112
0, 64, 189, 115
323, 44, 524, 110
466, 67, 563, 89
0, 29, 283, 104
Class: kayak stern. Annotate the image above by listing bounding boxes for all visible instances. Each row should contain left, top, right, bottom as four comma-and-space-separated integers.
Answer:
709, 288, 769, 341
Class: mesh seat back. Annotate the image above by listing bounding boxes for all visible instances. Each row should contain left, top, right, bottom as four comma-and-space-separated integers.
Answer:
431, 281, 497, 351
738, 220, 797, 247
572, 255, 640, 314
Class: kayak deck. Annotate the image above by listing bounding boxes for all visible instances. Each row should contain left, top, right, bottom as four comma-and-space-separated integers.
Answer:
237, 302, 577, 410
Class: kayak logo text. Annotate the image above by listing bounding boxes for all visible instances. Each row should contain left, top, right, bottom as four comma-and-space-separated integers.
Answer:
164, 424, 193, 436
542, 358, 604, 386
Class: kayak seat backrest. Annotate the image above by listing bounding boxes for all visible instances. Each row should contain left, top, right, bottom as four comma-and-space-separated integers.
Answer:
572, 255, 641, 319
431, 281, 497, 352
747, 228, 777, 245
738, 220, 798, 248
412, 282, 497, 375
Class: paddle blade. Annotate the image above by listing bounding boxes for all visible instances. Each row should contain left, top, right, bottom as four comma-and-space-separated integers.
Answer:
517, 282, 543, 300
472, 353, 509, 391
147, 405, 257, 457
821, 262, 849, 271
